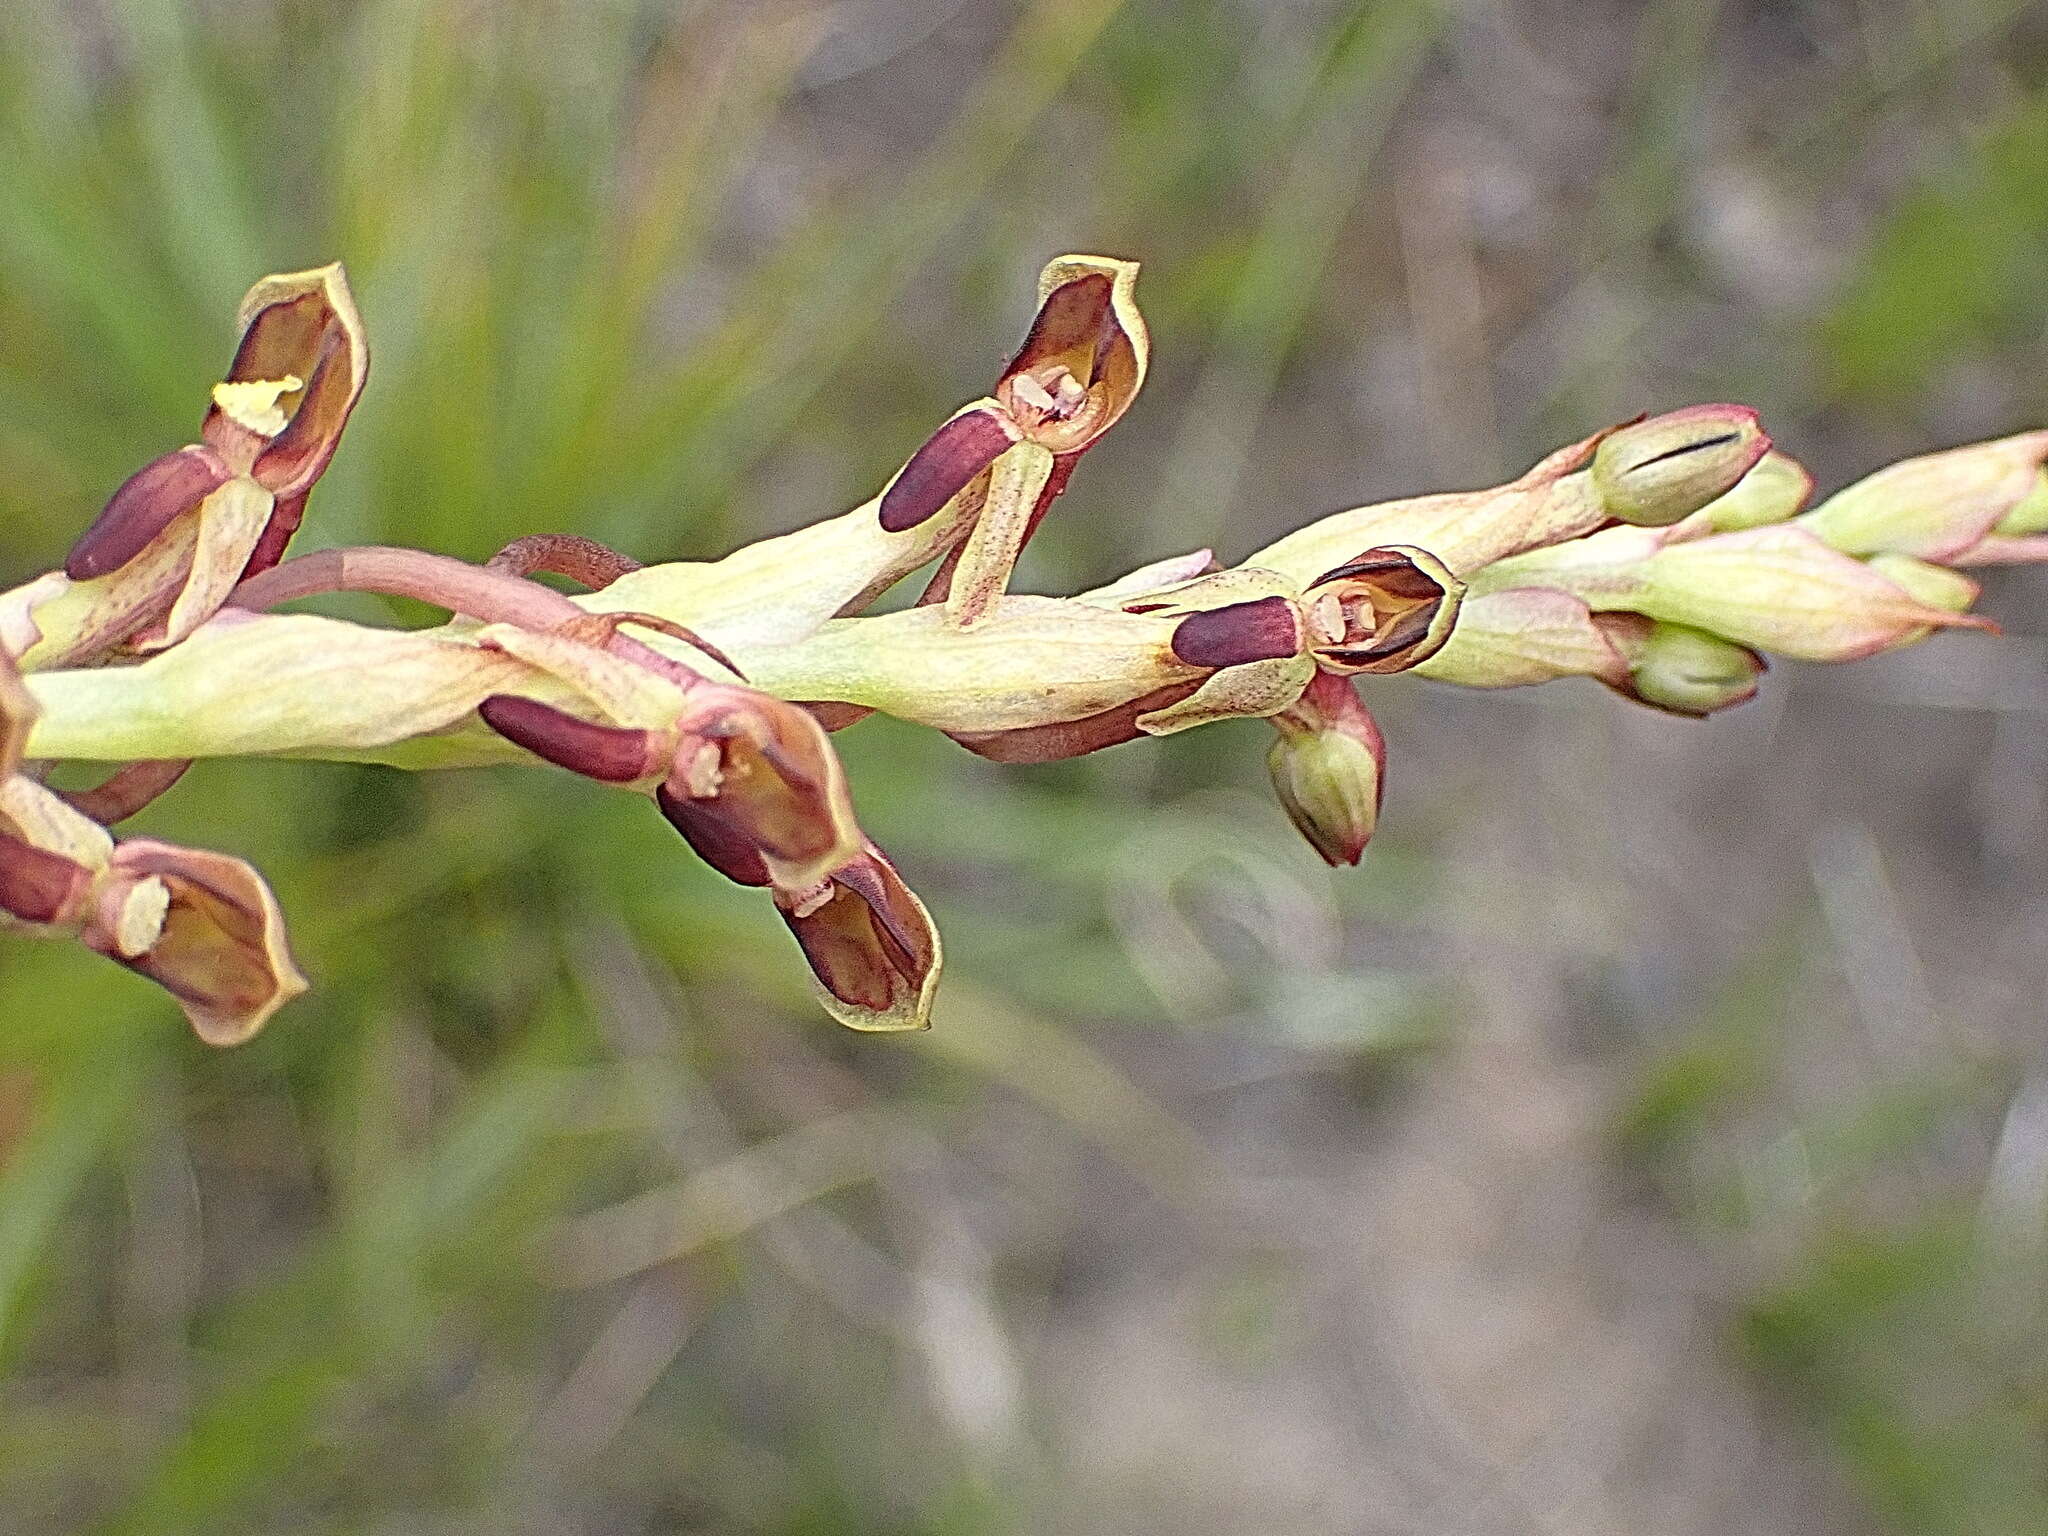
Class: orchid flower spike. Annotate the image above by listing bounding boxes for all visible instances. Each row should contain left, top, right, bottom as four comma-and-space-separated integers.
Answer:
729, 545, 1458, 763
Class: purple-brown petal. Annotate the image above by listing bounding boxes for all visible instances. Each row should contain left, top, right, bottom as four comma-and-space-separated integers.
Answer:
654, 787, 772, 888
247, 331, 351, 498
775, 846, 939, 1029
1005, 273, 1115, 385
477, 695, 660, 783
0, 834, 92, 925
877, 409, 1018, 533
96, 840, 306, 1046
1169, 596, 1303, 670
662, 689, 863, 890
238, 489, 306, 582
65, 447, 233, 580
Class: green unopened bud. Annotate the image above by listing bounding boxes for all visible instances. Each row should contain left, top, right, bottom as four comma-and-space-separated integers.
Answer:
1409, 586, 1628, 689
1470, 523, 1992, 664
1800, 429, 2048, 561
1697, 450, 1815, 532
1265, 671, 1385, 866
1992, 469, 2048, 538
1592, 405, 1769, 527
1867, 553, 1980, 615
1597, 616, 1763, 717
1633, 527, 1991, 661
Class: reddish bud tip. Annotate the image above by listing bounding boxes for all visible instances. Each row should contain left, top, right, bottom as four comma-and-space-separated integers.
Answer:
65, 447, 233, 580
476, 695, 659, 783
878, 409, 1018, 532
1170, 596, 1303, 670
1267, 673, 1387, 866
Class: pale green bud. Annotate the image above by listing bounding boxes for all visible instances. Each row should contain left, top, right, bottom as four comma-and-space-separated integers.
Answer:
1409, 586, 1628, 689
1992, 469, 2048, 538
1696, 450, 1815, 532
1591, 405, 1770, 526
1467, 524, 1991, 663
1631, 527, 1991, 661
1265, 672, 1385, 866
1598, 616, 1763, 717
1799, 429, 2048, 561
1867, 553, 1981, 615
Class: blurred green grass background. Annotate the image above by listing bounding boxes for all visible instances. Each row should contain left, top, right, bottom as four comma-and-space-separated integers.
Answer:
2, 2, 2046, 1531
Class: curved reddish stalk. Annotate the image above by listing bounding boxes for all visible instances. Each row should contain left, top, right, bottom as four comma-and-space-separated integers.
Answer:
61, 759, 193, 824
486, 533, 642, 590
230, 546, 592, 629
228, 545, 712, 689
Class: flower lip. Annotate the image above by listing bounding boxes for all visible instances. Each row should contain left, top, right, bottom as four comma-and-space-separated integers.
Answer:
1303, 544, 1463, 675
663, 690, 864, 891
0, 833, 91, 925
476, 694, 661, 783
775, 845, 940, 1032
65, 446, 235, 581
1169, 595, 1303, 669
96, 838, 307, 1047
877, 407, 1020, 533
202, 264, 369, 508
996, 260, 1146, 455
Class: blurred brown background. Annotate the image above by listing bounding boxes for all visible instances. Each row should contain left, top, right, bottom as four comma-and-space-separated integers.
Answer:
1, 1, 2045, 1531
